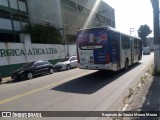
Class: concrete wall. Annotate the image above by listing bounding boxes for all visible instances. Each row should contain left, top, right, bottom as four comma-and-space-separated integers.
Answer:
0, 34, 77, 77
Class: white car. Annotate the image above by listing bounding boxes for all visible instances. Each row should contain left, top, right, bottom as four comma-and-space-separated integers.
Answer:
53, 56, 78, 71
143, 46, 151, 55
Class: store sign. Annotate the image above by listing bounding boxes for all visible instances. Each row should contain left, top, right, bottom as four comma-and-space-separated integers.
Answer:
0, 48, 58, 57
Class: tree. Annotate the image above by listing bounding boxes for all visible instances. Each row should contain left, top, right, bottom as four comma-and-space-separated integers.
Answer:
137, 24, 152, 45
23, 24, 63, 44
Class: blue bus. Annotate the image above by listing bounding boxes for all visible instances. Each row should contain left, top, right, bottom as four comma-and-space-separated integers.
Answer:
76, 26, 142, 71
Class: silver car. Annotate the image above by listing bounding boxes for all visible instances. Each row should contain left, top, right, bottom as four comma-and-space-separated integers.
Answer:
53, 56, 78, 71
143, 46, 151, 55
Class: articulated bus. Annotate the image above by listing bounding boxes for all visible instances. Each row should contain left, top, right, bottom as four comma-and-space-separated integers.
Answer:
76, 26, 142, 71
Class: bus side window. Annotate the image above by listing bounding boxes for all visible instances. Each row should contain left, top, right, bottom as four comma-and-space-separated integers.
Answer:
111, 36, 116, 49
110, 32, 119, 49
134, 39, 141, 48
134, 39, 137, 48
122, 35, 130, 49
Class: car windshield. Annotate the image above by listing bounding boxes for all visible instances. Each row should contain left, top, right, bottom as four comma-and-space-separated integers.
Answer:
59, 58, 69, 62
22, 62, 34, 68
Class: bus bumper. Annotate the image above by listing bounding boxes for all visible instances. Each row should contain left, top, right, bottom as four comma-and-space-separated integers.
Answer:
78, 63, 117, 71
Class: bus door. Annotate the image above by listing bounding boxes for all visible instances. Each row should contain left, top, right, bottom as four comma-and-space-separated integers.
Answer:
110, 31, 121, 69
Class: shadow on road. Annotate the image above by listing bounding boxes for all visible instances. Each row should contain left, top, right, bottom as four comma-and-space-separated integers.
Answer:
52, 63, 141, 94
2, 73, 51, 84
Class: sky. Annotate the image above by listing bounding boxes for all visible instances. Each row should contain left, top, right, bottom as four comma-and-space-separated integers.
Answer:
103, 0, 153, 37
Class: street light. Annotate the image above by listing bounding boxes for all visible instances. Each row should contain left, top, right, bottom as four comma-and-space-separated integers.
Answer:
130, 28, 135, 35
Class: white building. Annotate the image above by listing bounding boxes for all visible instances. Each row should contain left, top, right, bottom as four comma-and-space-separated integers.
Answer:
27, 0, 115, 43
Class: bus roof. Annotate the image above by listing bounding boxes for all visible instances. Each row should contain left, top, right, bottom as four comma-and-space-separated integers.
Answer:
78, 26, 141, 40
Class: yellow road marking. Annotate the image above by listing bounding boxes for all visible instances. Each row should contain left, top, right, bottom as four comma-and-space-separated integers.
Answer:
0, 71, 95, 105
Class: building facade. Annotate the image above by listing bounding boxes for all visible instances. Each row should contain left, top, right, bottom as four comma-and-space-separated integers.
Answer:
0, 0, 29, 42
27, 0, 115, 43
60, 0, 115, 43
27, 0, 63, 28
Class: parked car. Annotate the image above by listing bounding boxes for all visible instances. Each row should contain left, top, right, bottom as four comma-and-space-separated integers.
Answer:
53, 56, 78, 71
11, 60, 54, 80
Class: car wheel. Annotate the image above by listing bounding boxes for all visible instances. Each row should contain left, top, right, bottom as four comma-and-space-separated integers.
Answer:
27, 73, 33, 79
66, 64, 71, 70
49, 68, 54, 74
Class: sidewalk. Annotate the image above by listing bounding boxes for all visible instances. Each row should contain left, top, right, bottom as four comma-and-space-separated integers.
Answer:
124, 75, 160, 120
0, 77, 13, 84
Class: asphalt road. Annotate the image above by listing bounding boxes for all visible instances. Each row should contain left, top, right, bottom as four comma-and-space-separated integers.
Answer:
0, 53, 154, 120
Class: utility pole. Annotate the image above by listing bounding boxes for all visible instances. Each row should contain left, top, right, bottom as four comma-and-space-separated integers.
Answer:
130, 28, 135, 35
151, 0, 160, 75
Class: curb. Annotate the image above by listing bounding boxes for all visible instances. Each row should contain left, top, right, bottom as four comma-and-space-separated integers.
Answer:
1, 77, 13, 84
107, 59, 154, 111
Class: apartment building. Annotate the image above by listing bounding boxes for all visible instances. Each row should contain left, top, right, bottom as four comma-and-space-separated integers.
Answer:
0, 0, 29, 42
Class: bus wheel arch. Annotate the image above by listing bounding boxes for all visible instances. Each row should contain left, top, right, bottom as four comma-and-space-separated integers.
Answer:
138, 55, 141, 61
125, 58, 129, 70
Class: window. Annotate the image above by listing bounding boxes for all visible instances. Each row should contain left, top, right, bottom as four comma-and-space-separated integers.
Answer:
65, 0, 76, 11
11, 11, 29, 22
35, 62, 44, 67
110, 32, 120, 49
78, 5, 89, 15
12, 12, 18, 21
99, 15, 105, 22
108, 19, 111, 25
95, 13, 99, 19
0, 9, 10, 19
112, 21, 115, 27
134, 39, 138, 48
70, 57, 75, 61
43, 61, 50, 65
106, 18, 110, 25
78, 5, 83, 13
122, 35, 130, 49
134, 39, 141, 48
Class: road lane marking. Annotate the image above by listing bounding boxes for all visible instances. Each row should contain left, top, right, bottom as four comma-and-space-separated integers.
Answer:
0, 71, 96, 105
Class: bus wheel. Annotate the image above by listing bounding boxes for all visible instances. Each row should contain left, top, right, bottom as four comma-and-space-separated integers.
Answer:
125, 60, 128, 70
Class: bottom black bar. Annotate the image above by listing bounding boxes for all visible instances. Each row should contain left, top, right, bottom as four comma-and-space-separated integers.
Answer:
0, 111, 159, 117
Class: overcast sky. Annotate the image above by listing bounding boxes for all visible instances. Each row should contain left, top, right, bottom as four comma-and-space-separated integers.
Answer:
103, 0, 153, 37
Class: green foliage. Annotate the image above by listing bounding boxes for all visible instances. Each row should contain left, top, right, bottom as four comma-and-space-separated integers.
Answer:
23, 24, 63, 44
137, 24, 152, 44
